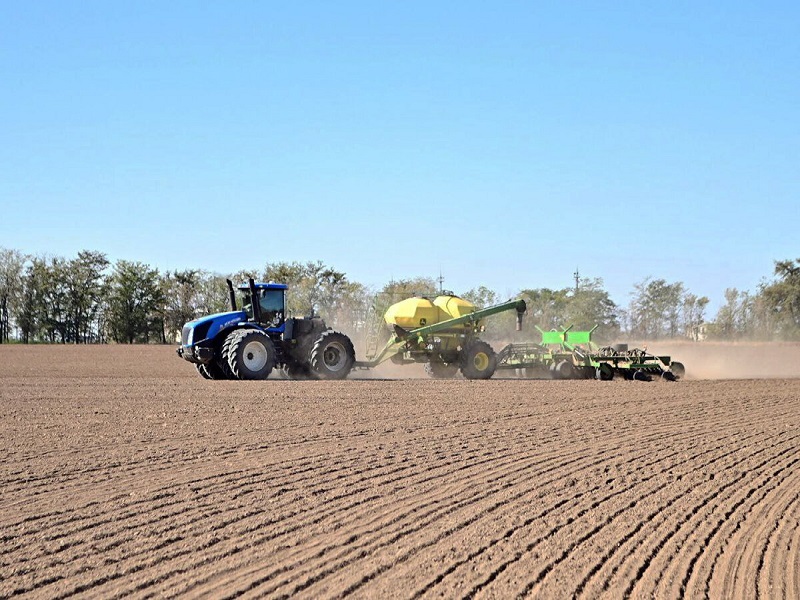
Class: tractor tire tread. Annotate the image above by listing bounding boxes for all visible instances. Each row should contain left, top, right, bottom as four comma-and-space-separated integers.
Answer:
309, 330, 355, 380
227, 329, 275, 380
460, 340, 497, 380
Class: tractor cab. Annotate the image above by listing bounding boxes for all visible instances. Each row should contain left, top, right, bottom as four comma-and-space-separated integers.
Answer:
236, 282, 287, 330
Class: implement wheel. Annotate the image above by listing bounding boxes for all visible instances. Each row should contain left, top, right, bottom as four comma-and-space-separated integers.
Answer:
425, 361, 459, 379
227, 330, 276, 380
670, 361, 686, 379
555, 360, 576, 379
310, 330, 355, 380
460, 340, 497, 380
595, 362, 614, 381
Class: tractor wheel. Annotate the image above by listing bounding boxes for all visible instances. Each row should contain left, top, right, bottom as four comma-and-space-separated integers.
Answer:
670, 361, 686, 379
309, 330, 355, 380
218, 330, 243, 379
632, 369, 652, 382
227, 330, 276, 380
595, 362, 614, 381
425, 361, 459, 379
460, 340, 497, 380
197, 362, 227, 380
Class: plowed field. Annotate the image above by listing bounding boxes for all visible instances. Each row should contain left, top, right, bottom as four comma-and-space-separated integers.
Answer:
1, 345, 799, 598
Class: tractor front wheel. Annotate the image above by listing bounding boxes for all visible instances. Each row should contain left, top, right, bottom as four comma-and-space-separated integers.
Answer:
197, 361, 227, 380
217, 331, 242, 379
460, 341, 497, 380
310, 330, 355, 380
227, 330, 276, 380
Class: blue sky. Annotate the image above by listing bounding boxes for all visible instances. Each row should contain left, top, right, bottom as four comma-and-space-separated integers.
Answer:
1, 1, 798, 312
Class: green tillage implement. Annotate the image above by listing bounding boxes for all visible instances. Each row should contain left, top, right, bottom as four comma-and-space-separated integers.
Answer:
495, 325, 686, 381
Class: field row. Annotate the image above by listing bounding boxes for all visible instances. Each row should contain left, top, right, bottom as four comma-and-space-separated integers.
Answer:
1, 346, 798, 598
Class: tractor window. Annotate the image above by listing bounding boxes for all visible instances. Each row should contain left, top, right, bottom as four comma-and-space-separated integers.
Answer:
239, 289, 285, 327
259, 289, 285, 327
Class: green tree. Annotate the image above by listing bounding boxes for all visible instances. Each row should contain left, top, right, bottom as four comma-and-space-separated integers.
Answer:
461, 285, 499, 309
682, 293, 710, 341
64, 250, 109, 343
564, 277, 619, 340
379, 277, 438, 302
106, 261, 165, 343
518, 287, 570, 332
760, 258, 800, 339
714, 288, 739, 339
627, 278, 686, 339
35, 256, 69, 343
0, 248, 25, 342
194, 272, 232, 316
17, 259, 43, 343
518, 278, 618, 342
262, 261, 370, 325
162, 269, 201, 342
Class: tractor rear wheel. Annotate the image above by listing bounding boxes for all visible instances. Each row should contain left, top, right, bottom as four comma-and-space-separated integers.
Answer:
425, 361, 459, 379
460, 340, 497, 379
310, 330, 355, 380
227, 330, 276, 380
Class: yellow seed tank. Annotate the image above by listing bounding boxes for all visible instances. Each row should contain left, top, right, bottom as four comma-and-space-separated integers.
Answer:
383, 295, 481, 331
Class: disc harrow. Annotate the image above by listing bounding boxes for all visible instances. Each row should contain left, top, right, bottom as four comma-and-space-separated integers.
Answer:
495, 326, 685, 381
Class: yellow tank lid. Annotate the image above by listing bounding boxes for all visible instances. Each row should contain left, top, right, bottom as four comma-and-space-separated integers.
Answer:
433, 295, 476, 320
384, 297, 446, 330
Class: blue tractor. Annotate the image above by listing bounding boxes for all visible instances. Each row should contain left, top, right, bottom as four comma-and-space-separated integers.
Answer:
177, 278, 355, 380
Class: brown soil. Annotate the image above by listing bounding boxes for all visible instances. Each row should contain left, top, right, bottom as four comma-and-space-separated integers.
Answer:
1, 344, 799, 598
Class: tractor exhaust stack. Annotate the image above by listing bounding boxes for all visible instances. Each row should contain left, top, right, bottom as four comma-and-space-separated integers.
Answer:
226, 279, 237, 312
248, 278, 262, 323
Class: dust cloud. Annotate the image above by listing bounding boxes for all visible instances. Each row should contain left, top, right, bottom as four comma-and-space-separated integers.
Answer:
632, 341, 800, 380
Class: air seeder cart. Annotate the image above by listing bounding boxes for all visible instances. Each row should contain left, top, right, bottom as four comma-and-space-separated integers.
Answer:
355, 294, 527, 379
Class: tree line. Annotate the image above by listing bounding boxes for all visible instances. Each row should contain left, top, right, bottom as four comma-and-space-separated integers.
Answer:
1, 246, 798, 344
